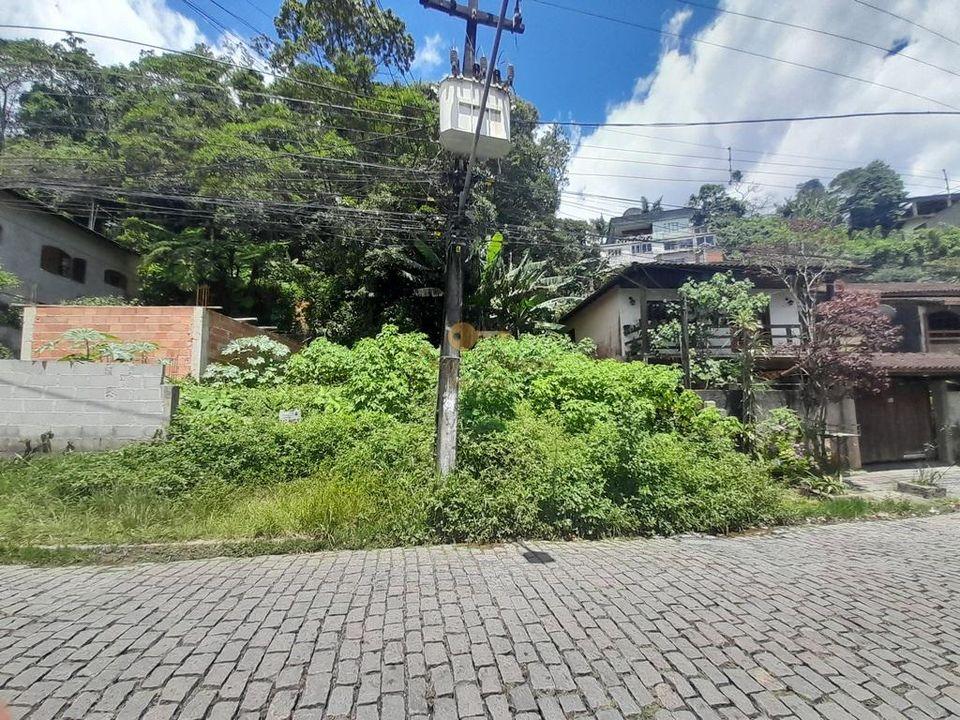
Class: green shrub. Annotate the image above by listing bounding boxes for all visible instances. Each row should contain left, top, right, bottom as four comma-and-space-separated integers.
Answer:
286, 337, 354, 385
0, 324, 796, 550
176, 383, 346, 423
434, 407, 627, 542
618, 433, 782, 535
344, 325, 437, 419
529, 354, 687, 433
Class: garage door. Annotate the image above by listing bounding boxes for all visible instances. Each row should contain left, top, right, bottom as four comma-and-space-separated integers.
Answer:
856, 380, 934, 465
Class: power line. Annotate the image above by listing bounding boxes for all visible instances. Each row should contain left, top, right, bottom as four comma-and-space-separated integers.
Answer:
850, 0, 960, 49
572, 140, 945, 182
568, 152, 947, 189
527, 0, 960, 110
199, 0, 274, 43
544, 110, 960, 129
673, 0, 960, 79
0, 24, 431, 117
589, 126, 942, 176
236, 0, 274, 23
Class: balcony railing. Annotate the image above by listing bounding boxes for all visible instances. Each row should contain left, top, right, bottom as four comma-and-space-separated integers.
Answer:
625, 323, 803, 359
928, 329, 960, 346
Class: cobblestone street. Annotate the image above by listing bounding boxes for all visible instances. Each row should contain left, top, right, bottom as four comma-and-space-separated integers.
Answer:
1, 515, 959, 720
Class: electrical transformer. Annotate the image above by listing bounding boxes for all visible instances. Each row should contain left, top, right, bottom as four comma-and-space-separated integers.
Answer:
438, 76, 512, 160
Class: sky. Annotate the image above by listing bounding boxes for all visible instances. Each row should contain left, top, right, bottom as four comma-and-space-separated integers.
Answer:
3, 0, 960, 222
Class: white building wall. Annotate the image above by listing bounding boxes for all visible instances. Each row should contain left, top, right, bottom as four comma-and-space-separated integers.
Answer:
567, 287, 623, 358
0, 192, 140, 304
767, 289, 802, 345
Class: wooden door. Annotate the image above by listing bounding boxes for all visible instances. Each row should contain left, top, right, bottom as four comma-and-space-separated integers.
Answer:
856, 380, 933, 465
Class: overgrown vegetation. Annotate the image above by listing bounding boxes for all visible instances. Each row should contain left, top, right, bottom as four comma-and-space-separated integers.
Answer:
0, 332, 938, 560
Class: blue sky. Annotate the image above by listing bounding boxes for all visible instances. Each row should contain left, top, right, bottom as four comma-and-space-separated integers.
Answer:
5, 0, 960, 218
150, 0, 722, 125
386, 0, 721, 124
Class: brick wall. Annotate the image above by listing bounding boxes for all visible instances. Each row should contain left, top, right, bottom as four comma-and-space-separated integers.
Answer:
21, 306, 300, 378
205, 312, 299, 363
0, 360, 178, 454
25, 305, 198, 378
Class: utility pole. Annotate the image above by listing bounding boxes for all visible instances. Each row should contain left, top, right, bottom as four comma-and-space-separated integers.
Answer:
727, 146, 733, 186
420, 0, 524, 74
421, 0, 523, 476
943, 169, 952, 206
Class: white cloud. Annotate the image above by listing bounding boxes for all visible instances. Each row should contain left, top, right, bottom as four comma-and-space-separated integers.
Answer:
0, 0, 207, 65
660, 8, 693, 54
559, 0, 960, 221
411, 33, 445, 74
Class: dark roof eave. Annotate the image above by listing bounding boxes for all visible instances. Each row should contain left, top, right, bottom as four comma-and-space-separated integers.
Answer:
0, 188, 140, 256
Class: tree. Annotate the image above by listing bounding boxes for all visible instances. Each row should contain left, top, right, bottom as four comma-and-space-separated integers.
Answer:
1, 27, 579, 345
829, 160, 906, 232
687, 183, 747, 226
648, 273, 768, 404
779, 179, 840, 224
790, 289, 901, 466
722, 218, 901, 465
270, 0, 415, 73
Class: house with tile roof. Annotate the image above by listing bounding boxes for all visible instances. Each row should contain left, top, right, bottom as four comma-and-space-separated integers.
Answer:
562, 263, 960, 469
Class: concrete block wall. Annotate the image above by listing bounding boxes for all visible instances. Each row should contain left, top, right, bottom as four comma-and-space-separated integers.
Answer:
0, 360, 178, 455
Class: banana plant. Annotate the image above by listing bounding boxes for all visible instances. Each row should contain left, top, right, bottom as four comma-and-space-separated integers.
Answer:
471, 232, 581, 335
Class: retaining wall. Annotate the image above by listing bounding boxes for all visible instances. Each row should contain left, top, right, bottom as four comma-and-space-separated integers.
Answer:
0, 360, 178, 455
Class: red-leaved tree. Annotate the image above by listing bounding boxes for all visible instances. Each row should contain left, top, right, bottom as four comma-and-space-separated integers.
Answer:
793, 289, 902, 464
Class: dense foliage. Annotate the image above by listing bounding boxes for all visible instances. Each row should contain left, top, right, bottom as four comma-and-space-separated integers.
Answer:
0, 333, 796, 547
0, 31, 601, 344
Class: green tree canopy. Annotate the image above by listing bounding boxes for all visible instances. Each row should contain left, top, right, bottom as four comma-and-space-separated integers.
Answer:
828, 160, 906, 232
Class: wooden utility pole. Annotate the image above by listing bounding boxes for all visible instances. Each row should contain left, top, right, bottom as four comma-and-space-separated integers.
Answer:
943, 169, 952, 206
421, 0, 523, 476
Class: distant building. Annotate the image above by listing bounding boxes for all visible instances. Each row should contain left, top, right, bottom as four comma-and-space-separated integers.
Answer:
0, 189, 140, 353
899, 192, 960, 232
599, 207, 719, 266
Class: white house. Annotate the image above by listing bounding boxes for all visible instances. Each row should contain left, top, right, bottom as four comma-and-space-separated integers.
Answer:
599, 207, 718, 267
561, 262, 801, 360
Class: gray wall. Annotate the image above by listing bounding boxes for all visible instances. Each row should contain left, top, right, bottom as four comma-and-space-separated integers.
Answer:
0, 191, 140, 305
0, 360, 178, 455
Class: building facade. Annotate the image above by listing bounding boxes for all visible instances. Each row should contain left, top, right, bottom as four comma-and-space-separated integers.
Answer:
0, 189, 140, 353
600, 207, 718, 267
898, 192, 960, 232
562, 267, 960, 469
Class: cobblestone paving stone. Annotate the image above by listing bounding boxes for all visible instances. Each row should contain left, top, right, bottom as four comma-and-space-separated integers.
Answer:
1, 515, 959, 719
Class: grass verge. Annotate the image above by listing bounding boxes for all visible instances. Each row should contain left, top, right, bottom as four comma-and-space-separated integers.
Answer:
0, 491, 953, 567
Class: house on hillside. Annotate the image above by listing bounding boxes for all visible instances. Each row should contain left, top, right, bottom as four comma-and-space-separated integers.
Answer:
898, 192, 960, 232
561, 262, 801, 360
562, 264, 960, 469
0, 189, 141, 354
600, 207, 721, 267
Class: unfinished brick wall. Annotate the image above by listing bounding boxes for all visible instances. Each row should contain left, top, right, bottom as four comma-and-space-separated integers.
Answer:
21, 306, 298, 378
205, 311, 299, 363
24, 306, 197, 377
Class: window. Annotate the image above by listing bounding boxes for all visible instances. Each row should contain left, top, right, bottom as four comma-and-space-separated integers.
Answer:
104, 269, 128, 291
40, 245, 87, 283
631, 242, 653, 254
71, 258, 86, 283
